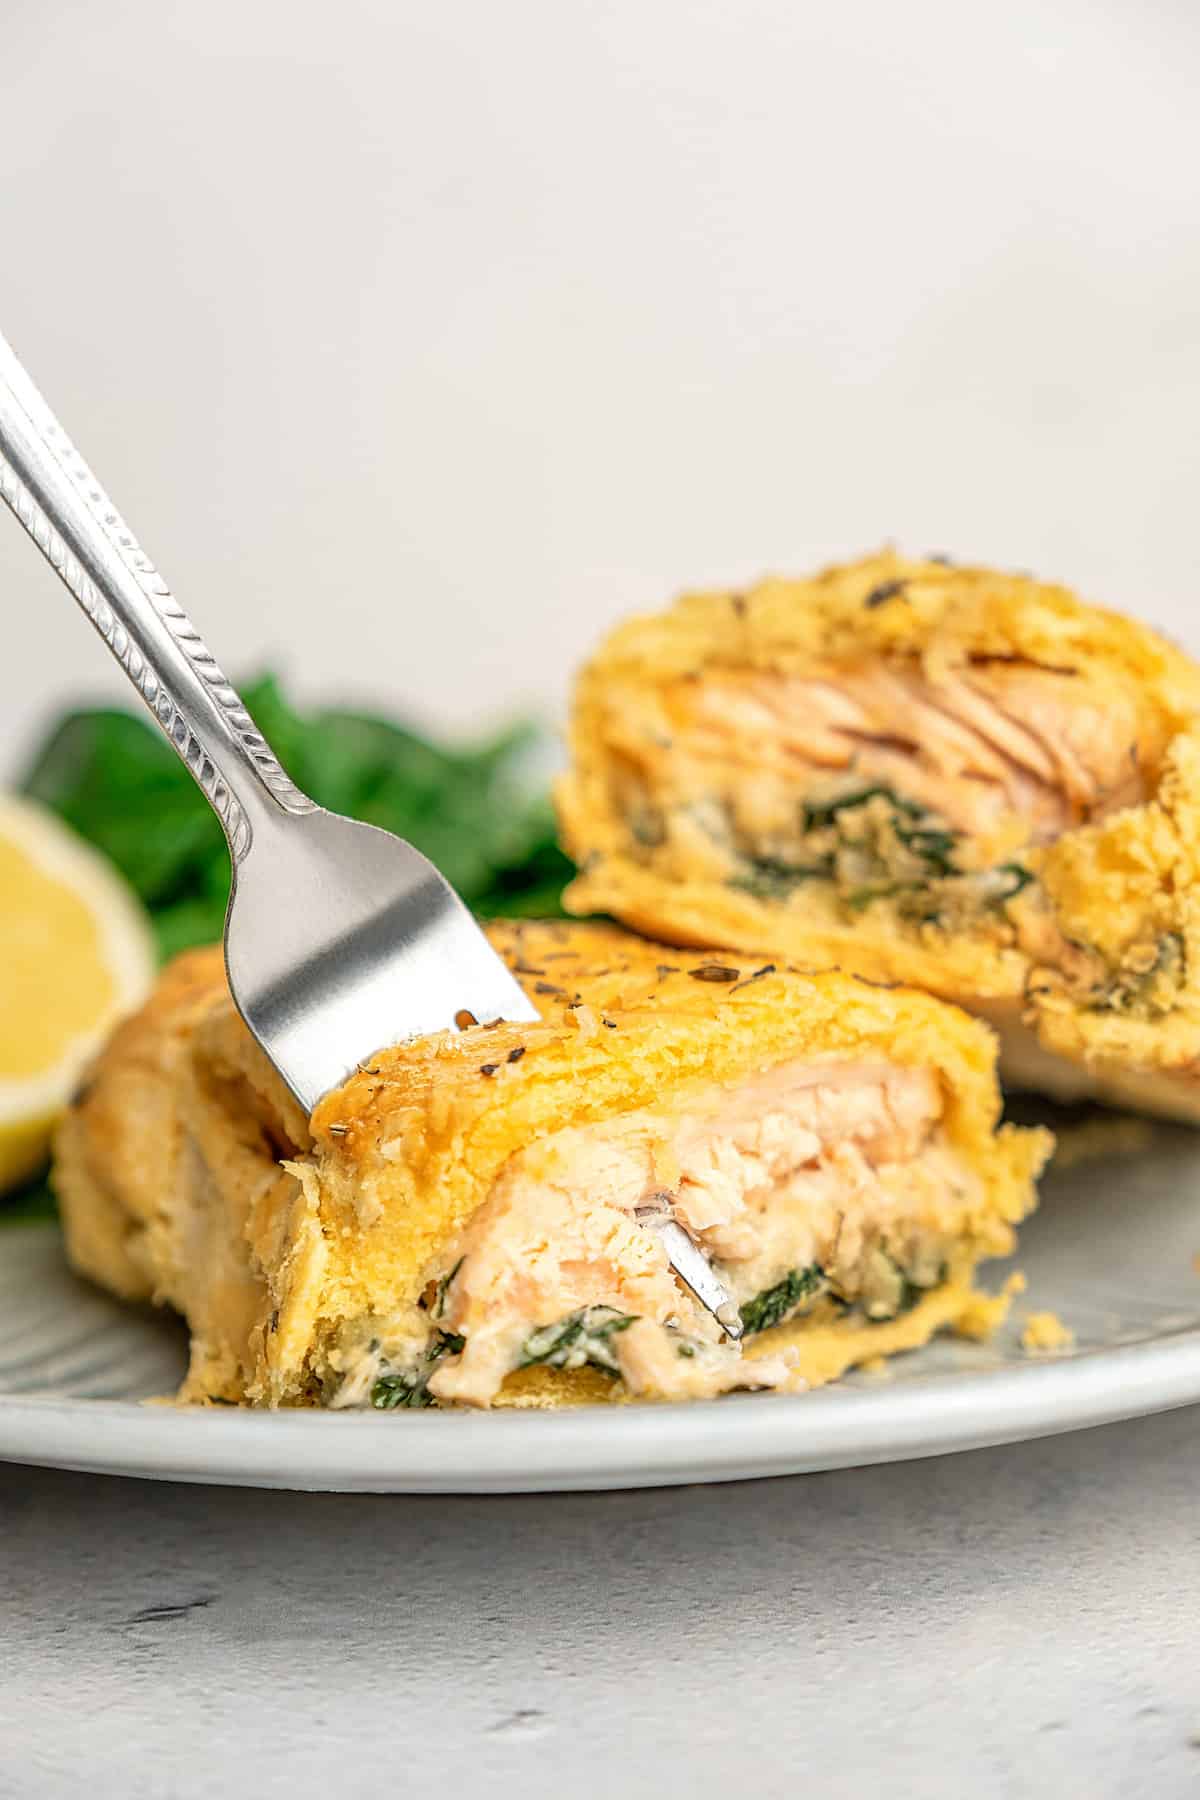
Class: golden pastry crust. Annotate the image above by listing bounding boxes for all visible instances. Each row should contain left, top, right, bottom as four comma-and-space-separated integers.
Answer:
54, 921, 1047, 1409
560, 549, 1200, 706
559, 552, 1200, 1119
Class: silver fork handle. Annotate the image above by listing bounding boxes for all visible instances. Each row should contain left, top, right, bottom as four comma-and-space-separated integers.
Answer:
0, 328, 314, 864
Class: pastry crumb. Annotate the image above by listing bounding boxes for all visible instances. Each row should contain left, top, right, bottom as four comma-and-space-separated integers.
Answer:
955, 1270, 1026, 1341
1021, 1311, 1075, 1354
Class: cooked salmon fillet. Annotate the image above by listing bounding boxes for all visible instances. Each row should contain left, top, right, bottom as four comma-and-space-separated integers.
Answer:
53, 921, 1047, 1409
559, 553, 1200, 1122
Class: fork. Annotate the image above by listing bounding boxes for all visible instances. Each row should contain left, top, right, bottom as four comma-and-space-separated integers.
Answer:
0, 328, 741, 1337
0, 328, 539, 1111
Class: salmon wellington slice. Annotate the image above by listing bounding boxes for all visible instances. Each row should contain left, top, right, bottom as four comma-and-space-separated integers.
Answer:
559, 553, 1200, 1124
54, 921, 1047, 1409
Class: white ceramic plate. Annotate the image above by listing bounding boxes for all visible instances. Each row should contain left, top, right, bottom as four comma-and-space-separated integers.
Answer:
4, 1122, 1200, 1491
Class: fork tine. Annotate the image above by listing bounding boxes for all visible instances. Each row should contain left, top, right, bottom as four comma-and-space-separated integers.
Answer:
224, 807, 538, 1114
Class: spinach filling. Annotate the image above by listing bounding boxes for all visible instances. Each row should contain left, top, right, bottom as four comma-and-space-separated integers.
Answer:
371, 1330, 466, 1409
519, 1306, 637, 1374
724, 785, 1031, 925
1090, 931, 1186, 1018
739, 1254, 946, 1334
876, 1255, 948, 1320
419, 1257, 463, 1319
728, 858, 829, 901
371, 1305, 638, 1410
373, 1246, 952, 1408
740, 1264, 826, 1335
798, 785, 926, 833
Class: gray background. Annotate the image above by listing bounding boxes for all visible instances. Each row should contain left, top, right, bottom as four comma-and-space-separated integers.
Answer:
4, 4, 1200, 1793
2, 0, 1198, 772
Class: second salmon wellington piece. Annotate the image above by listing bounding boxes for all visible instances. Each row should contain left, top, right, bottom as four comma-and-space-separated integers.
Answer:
54, 921, 1048, 1409
559, 553, 1200, 1123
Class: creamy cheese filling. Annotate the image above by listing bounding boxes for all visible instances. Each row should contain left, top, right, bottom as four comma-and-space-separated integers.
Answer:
327, 1056, 984, 1409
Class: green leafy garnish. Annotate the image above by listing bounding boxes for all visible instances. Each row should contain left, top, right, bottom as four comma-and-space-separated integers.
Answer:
739, 1264, 825, 1335
519, 1306, 637, 1374
20, 675, 572, 963
0, 1174, 58, 1225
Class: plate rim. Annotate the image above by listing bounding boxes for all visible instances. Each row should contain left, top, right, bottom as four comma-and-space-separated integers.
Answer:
3, 1327, 1200, 1492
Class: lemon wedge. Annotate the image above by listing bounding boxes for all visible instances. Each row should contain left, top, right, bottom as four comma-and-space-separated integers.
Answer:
0, 793, 156, 1195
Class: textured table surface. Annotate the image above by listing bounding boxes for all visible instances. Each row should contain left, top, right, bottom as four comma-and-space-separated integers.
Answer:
3, 1408, 1198, 1798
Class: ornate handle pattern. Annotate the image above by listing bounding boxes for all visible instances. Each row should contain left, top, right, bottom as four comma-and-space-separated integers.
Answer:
0, 329, 315, 863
